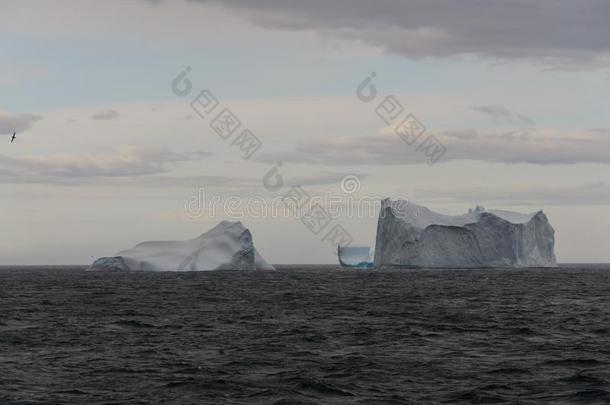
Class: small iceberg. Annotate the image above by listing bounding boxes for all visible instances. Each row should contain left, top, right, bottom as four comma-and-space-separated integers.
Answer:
338, 245, 374, 268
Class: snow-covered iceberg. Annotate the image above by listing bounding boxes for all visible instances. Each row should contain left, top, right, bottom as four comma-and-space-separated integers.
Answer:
374, 199, 557, 268
88, 221, 274, 271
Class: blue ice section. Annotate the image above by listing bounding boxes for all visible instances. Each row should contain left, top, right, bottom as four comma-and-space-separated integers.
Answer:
338, 246, 374, 268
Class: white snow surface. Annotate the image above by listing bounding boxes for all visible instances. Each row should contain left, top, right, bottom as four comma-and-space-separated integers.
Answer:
388, 200, 536, 228
88, 221, 274, 271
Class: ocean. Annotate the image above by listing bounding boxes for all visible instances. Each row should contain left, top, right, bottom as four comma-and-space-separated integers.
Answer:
1, 265, 609, 404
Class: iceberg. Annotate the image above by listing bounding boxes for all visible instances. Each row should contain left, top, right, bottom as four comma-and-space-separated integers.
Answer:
88, 221, 274, 271
338, 245, 374, 268
374, 199, 557, 268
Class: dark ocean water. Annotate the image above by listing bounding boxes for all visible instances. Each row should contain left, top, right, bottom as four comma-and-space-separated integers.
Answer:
1, 265, 609, 405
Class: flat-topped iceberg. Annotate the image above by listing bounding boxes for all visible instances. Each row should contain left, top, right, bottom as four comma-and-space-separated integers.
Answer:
374, 199, 556, 268
88, 221, 274, 271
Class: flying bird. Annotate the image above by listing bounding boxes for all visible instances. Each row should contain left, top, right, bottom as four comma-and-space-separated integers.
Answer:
11, 132, 16, 143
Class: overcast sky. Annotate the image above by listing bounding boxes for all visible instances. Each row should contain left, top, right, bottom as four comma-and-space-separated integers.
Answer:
1, 0, 610, 264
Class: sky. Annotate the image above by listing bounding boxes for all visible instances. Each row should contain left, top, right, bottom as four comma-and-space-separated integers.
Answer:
1, 0, 610, 265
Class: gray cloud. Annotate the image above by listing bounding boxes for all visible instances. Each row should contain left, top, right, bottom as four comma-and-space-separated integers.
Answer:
0, 147, 359, 190
414, 182, 610, 206
0, 110, 43, 134
256, 128, 610, 166
473, 105, 534, 126
0, 146, 201, 183
186, 0, 610, 66
288, 172, 368, 187
90, 109, 121, 120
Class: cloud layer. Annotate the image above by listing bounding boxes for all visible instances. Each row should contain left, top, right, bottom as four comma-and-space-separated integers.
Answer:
473, 105, 534, 126
0, 110, 43, 134
414, 182, 610, 206
90, 110, 121, 120
0, 146, 197, 183
0, 145, 361, 190
193, 0, 610, 66
257, 128, 610, 166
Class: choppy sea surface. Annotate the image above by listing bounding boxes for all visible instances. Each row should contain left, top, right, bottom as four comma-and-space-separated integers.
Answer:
1, 265, 609, 405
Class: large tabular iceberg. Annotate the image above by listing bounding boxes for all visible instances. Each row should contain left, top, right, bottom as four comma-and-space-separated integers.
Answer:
374, 199, 557, 268
88, 221, 274, 271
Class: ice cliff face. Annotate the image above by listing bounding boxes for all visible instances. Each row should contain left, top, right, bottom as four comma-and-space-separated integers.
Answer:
374, 199, 556, 268
88, 221, 274, 271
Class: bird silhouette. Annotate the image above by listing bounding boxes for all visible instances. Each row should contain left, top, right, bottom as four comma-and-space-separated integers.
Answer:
10, 132, 16, 143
